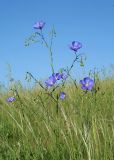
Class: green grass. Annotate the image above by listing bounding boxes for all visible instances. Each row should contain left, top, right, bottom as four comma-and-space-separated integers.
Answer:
0, 77, 114, 160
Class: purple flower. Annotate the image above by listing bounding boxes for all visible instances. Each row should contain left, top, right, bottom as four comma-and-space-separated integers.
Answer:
7, 97, 15, 102
80, 77, 94, 91
60, 92, 66, 100
45, 72, 68, 88
45, 75, 56, 87
33, 21, 45, 30
70, 41, 82, 52
52, 73, 62, 80
53, 72, 67, 80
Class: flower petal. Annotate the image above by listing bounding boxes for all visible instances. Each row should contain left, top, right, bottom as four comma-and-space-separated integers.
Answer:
80, 79, 85, 85
81, 85, 87, 90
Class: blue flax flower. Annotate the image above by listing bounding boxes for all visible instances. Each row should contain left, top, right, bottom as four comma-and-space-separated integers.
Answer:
45, 75, 56, 87
52, 73, 62, 80
80, 77, 94, 91
60, 92, 66, 100
7, 97, 15, 102
45, 72, 68, 88
70, 41, 82, 52
33, 21, 45, 30
53, 72, 67, 80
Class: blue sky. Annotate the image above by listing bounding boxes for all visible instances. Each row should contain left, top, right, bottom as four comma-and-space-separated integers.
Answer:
0, 0, 114, 86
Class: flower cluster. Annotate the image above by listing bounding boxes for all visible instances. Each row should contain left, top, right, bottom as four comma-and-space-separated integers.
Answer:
45, 72, 67, 88
45, 72, 67, 100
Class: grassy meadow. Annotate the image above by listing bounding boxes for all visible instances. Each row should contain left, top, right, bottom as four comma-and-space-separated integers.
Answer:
0, 76, 114, 160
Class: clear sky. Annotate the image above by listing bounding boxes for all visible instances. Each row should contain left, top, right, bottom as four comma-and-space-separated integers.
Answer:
0, 0, 114, 86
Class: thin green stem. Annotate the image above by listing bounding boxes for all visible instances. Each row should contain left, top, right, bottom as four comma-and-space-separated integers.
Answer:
40, 30, 54, 74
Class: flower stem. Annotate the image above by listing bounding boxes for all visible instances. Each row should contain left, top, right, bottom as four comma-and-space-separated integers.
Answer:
40, 30, 54, 74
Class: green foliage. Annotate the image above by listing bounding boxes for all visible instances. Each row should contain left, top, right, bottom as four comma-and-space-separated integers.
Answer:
0, 77, 114, 160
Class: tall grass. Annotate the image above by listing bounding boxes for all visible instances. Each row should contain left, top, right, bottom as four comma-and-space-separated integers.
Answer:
0, 77, 114, 160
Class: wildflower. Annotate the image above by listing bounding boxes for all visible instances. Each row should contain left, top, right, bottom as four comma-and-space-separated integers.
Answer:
53, 72, 67, 80
80, 77, 94, 91
59, 92, 66, 100
52, 73, 62, 80
70, 41, 82, 52
33, 21, 45, 30
7, 97, 15, 102
45, 72, 68, 88
45, 75, 56, 87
